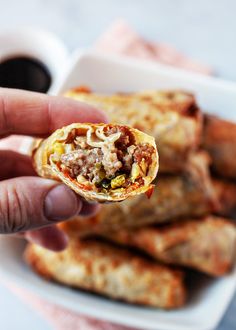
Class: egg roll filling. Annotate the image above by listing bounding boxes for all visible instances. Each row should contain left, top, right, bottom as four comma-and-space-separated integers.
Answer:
50, 125, 155, 192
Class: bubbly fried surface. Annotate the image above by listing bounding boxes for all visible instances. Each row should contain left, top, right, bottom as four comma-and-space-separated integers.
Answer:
100, 216, 236, 276
25, 237, 186, 309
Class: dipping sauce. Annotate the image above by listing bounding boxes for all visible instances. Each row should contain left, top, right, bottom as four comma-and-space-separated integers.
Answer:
0, 56, 51, 93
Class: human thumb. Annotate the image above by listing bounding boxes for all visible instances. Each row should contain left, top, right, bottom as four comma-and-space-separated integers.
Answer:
0, 177, 82, 234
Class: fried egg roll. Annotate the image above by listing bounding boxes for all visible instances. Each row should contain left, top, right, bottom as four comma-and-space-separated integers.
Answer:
33, 123, 158, 202
213, 178, 236, 219
25, 237, 186, 309
99, 216, 236, 276
65, 89, 202, 173
203, 115, 236, 179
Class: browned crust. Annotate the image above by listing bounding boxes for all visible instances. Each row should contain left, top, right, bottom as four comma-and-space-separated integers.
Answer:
203, 115, 236, 179
213, 178, 236, 219
25, 238, 186, 309
131, 90, 199, 117
70, 88, 199, 118
99, 216, 236, 276
24, 245, 53, 281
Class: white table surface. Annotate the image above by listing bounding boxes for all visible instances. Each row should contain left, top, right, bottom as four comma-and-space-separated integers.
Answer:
0, 0, 236, 329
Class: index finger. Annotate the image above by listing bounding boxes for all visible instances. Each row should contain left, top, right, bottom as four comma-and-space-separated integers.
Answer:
0, 88, 108, 137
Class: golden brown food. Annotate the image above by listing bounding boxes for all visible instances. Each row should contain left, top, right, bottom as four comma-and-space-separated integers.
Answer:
25, 237, 186, 309
203, 114, 236, 179
59, 152, 217, 234
213, 179, 236, 219
33, 123, 158, 202
65, 88, 202, 173
98, 216, 236, 277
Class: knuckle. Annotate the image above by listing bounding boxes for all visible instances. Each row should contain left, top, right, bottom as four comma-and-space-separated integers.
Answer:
0, 183, 29, 234
0, 93, 10, 135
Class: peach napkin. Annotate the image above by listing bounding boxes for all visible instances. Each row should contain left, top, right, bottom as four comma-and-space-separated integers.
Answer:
94, 20, 212, 75
11, 286, 134, 330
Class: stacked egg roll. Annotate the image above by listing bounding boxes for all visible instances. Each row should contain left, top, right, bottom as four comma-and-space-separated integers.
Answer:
65, 89, 202, 173
213, 179, 236, 219
25, 233, 186, 309
203, 115, 236, 180
94, 216, 236, 276
203, 115, 236, 217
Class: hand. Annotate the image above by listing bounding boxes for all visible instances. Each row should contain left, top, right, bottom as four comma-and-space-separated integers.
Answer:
0, 88, 108, 251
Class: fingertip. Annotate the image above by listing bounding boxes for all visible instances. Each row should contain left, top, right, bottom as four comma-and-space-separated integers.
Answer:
52, 97, 109, 129
75, 101, 109, 124
79, 201, 101, 218
25, 226, 68, 251
93, 108, 109, 124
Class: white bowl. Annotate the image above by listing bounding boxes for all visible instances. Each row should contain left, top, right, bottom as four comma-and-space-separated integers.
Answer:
1, 51, 236, 330
0, 27, 69, 91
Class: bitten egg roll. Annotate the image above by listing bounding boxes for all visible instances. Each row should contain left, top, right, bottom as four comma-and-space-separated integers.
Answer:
33, 123, 158, 202
65, 88, 202, 173
25, 237, 186, 309
99, 216, 236, 276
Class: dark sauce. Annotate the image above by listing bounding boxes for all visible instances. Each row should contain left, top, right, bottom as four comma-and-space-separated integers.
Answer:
0, 56, 51, 93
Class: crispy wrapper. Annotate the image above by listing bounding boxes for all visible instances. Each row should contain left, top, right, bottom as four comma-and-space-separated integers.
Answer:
65, 88, 202, 173
59, 152, 217, 234
213, 178, 236, 219
25, 237, 186, 309
203, 114, 236, 179
33, 123, 158, 202
98, 216, 236, 276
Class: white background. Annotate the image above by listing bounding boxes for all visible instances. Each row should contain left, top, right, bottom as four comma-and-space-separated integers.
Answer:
0, 0, 236, 329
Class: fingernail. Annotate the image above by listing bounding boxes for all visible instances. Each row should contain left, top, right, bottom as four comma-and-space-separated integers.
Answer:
44, 185, 82, 221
